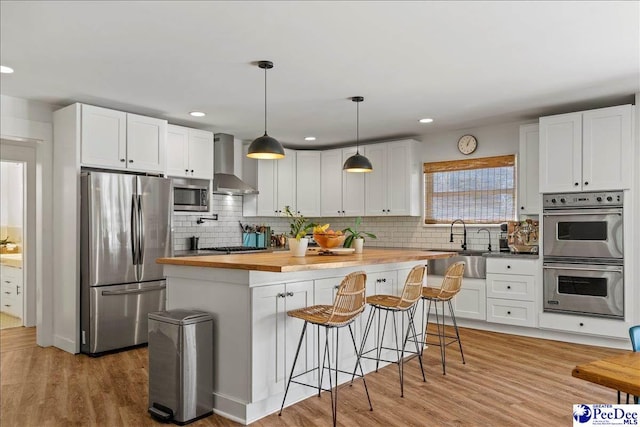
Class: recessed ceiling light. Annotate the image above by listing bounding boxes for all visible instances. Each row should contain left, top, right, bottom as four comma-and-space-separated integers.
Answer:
419, 118, 434, 123
189, 111, 205, 117
304, 136, 316, 141
0, 66, 14, 74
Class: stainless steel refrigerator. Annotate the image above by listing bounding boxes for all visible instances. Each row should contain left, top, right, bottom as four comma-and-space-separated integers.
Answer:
80, 171, 172, 355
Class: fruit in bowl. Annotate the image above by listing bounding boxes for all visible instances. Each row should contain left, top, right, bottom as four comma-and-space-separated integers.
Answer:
313, 225, 346, 249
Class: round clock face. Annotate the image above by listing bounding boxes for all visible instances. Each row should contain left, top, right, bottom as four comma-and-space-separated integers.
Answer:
458, 135, 477, 155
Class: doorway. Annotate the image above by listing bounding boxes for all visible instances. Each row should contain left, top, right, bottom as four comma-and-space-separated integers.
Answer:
0, 160, 25, 328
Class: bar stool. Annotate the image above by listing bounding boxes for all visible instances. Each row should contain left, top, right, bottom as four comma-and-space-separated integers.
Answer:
279, 271, 372, 427
356, 265, 426, 397
421, 261, 466, 375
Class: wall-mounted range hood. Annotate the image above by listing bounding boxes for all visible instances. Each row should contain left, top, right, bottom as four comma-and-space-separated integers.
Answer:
212, 133, 258, 195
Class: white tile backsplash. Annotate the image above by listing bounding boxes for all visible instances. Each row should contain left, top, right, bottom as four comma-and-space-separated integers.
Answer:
173, 195, 502, 251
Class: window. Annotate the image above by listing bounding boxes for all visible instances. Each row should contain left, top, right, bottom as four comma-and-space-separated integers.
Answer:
424, 155, 516, 224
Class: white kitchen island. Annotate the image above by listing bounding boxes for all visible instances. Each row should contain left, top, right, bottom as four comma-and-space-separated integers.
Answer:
157, 249, 454, 424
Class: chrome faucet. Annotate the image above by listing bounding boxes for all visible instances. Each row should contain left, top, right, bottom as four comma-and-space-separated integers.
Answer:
477, 227, 492, 252
450, 219, 467, 251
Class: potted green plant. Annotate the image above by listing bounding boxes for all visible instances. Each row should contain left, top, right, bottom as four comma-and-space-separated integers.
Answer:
283, 206, 316, 257
342, 217, 377, 254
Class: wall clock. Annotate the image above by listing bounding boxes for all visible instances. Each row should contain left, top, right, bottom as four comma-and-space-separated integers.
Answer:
458, 134, 478, 155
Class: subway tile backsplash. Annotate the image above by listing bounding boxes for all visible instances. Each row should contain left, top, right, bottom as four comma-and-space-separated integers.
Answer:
173, 195, 501, 252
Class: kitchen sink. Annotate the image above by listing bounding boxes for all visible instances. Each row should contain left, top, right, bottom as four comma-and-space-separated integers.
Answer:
425, 249, 487, 279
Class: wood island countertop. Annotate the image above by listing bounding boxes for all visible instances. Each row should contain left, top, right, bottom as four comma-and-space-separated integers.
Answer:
157, 248, 455, 273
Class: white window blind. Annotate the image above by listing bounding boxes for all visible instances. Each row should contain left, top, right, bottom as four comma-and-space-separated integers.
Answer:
424, 155, 516, 224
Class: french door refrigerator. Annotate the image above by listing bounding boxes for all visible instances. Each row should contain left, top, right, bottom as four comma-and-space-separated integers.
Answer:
80, 171, 172, 355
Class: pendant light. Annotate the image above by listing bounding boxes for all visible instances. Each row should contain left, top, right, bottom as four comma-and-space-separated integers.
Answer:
247, 60, 285, 159
343, 96, 373, 172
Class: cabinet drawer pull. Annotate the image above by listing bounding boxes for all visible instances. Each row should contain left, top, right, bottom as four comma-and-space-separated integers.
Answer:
3, 304, 10, 308
506, 265, 511, 269
4, 280, 11, 283
334, 285, 340, 290
286, 291, 294, 297
277, 293, 286, 298
507, 311, 511, 315
507, 285, 511, 289
579, 322, 584, 327
3, 291, 10, 295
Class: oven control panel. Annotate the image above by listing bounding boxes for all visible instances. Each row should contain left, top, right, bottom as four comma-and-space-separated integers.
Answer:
543, 191, 623, 209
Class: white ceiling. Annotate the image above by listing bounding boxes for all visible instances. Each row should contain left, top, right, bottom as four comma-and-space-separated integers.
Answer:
1, 1, 638, 148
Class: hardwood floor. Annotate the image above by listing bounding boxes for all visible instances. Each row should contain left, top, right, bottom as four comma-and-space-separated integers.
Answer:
0, 326, 627, 426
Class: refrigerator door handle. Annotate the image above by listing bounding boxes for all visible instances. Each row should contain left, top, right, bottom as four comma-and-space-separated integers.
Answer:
131, 194, 139, 265
101, 285, 166, 296
138, 194, 145, 265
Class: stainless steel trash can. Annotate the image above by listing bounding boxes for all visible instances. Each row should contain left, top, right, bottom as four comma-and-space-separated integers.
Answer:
148, 310, 213, 425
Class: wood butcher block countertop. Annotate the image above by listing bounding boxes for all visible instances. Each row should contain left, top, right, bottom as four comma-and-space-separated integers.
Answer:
157, 248, 455, 273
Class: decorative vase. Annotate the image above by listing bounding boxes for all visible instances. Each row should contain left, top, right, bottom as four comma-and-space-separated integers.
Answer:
288, 237, 309, 257
353, 238, 364, 254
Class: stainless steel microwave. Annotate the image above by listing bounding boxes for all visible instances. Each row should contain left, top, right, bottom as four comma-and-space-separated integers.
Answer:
172, 178, 210, 212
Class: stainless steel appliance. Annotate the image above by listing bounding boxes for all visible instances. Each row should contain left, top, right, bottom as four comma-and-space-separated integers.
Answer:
148, 310, 213, 424
212, 133, 258, 195
542, 191, 624, 319
543, 192, 623, 259
173, 177, 210, 212
81, 171, 172, 355
543, 262, 624, 318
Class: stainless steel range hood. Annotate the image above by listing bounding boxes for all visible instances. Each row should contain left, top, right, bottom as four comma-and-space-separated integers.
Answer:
212, 133, 258, 195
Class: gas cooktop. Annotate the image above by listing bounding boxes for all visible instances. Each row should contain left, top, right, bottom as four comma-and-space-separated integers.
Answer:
199, 246, 268, 254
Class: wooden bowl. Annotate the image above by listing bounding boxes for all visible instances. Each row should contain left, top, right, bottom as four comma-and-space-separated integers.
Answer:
313, 233, 346, 250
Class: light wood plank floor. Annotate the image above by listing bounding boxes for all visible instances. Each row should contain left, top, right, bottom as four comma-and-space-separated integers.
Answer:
0, 326, 627, 426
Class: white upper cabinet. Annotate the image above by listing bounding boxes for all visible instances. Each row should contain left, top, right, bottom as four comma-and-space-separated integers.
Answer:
80, 104, 167, 173
295, 151, 321, 217
364, 140, 420, 216
341, 147, 365, 216
320, 148, 365, 217
81, 105, 127, 169
539, 105, 632, 193
518, 124, 540, 214
250, 148, 297, 216
166, 125, 213, 179
320, 149, 344, 217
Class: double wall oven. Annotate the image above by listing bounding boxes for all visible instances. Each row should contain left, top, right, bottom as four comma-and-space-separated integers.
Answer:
542, 191, 624, 319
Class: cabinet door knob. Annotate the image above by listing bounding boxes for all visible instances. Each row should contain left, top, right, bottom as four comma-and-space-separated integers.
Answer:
507, 265, 511, 269
191, 170, 194, 173
120, 158, 126, 162
584, 181, 588, 186
574, 182, 579, 186
286, 291, 294, 297
507, 285, 511, 289
334, 285, 340, 290
579, 322, 584, 327
185, 169, 189, 173
129, 160, 134, 163
520, 206, 524, 210
507, 311, 511, 315
277, 293, 286, 298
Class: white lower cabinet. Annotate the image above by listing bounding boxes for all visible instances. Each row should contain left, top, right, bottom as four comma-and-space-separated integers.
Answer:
251, 280, 313, 402
486, 258, 538, 327
486, 298, 536, 327
538, 312, 631, 339
427, 275, 486, 321
0, 265, 23, 319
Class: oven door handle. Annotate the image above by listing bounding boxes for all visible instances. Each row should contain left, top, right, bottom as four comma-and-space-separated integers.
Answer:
543, 209, 622, 216
543, 265, 622, 273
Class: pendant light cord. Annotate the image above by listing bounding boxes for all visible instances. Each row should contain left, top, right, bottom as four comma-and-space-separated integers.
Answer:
356, 100, 360, 154
264, 66, 268, 135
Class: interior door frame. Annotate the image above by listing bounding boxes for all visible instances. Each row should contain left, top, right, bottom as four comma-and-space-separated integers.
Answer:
1, 116, 53, 348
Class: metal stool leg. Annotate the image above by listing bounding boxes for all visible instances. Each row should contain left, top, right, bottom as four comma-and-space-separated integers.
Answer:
448, 299, 465, 364
280, 321, 308, 415
347, 323, 373, 410
351, 307, 375, 384
405, 305, 426, 382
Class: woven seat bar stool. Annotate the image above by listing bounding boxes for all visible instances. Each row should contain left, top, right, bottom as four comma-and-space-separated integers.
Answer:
355, 265, 426, 397
421, 261, 466, 375
279, 271, 372, 427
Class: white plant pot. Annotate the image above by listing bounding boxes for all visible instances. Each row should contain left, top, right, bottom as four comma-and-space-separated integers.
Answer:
353, 238, 364, 254
288, 237, 309, 257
